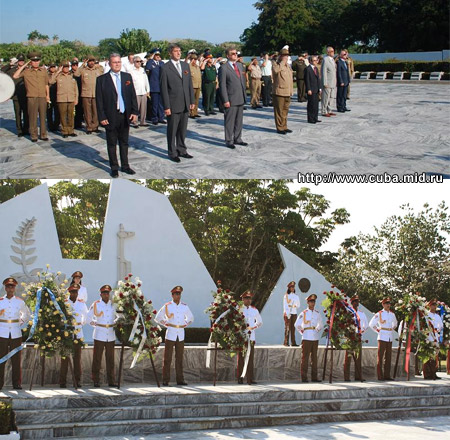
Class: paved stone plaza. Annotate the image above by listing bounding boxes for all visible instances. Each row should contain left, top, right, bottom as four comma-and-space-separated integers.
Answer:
0, 81, 449, 179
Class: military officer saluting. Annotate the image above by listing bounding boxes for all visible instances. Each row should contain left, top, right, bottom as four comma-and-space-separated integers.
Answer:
0, 277, 31, 390
237, 290, 263, 385
156, 286, 194, 386
369, 297, 398, 381
59, 283, 88, 388
423, 299, 443, 380
87, 285, 117, 387
295, 293, 323, 382
283, 281, 300, 346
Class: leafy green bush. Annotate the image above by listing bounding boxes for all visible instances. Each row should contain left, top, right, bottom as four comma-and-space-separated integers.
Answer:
353, 60, 449, 73
0, 399, 12, 435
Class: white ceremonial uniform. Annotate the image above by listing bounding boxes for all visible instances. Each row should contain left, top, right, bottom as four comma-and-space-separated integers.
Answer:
427, 312, 443, 343
66, 298, 88, 339
76, 285, 88, 303
155, 301, 194, 342
87, 300, 117, 342
369, 310, 398, 342
353, 309, 369, 333
0, 295, 31, 338
283, 293, 300, 318
241, 305, 263, 341
295, 308, 323, 341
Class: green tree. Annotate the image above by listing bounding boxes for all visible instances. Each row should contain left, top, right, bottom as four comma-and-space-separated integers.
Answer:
0, 179, 41, 203
97, 38, 120, 58
116, 28, 152, 55
328, 202, 450, 312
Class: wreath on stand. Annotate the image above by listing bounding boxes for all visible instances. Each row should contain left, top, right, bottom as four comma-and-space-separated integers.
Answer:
438, 302, 450, 357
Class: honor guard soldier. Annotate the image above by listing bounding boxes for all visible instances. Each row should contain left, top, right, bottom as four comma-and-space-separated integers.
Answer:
13, 51, 50, 142
0, 277, 31, 390
237, 290, 263, 385
156, 286, 194, 386
369, 297, 398, 381
343, 295, 368, 381
59, 283, 88, 388
87, 285, 117, 387
423, 299, 443, 380
283, 281, 300, 346
295, 293, 323, 382
70, 271, 87, 303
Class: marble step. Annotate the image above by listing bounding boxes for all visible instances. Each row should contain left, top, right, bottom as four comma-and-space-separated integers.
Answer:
18, 405, 450, 439
12, 383, 450, 410
14, 393, 449, 425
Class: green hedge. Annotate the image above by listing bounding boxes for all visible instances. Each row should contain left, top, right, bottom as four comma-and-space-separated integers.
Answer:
353, 60, 449, 73
0, 399, 12, 435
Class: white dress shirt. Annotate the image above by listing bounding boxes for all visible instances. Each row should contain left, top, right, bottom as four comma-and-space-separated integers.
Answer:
260, 59, 272, 76
170, 59, 182, 76
241, 305, 263, 342
352, 308, 369, 334
76, 285, 88, 303
66, 298, 88, 340
0, 295, 31, 339
87, 299, 117, 342
369, 310, 398, 342
109, 70, 122, 111
129, 66, 150, 95
155, 301, 194, 342
426, 311, 443, 343
283, 293, 300, 318
295, 308, 323, 341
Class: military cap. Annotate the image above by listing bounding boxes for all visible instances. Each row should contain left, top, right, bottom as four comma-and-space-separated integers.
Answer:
87, 55, 96, 61
187, 49, 197, 55
287, 281, 296, 288
99, 285, 112, 294
380, 297, 391, 305
28, 51, 41, 61
427, 298, 438, 307
48, 63, 57, 68
10, 57, 18, 64
2, 277, 18, 286
306, 294, 318, 301
68, 283, 81, 292
280, 48, 290, 56
61, 60, 70, 67
71, 271, 83, 278
240, 290, 254, 299
17, 54, 25, 61
71, 59, 79, 65
171, 286, 183, 294
350, 295, 360, 303
150, 48, 161, 55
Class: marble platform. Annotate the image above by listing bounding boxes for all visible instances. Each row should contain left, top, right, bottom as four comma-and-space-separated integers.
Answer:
0, 345, 411, 387
4, 378, 449, 439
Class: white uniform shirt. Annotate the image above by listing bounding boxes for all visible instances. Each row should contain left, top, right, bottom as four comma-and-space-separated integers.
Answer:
352, 308, 369, 334
369, 310, 398, 342
66, 298, 88, 340
295, 308, 323, 341
260, 59, 272, 76
283, 293, 300, 318
241, 305, 263, 342
426, 311, 443, 343
155, 301, 194, 342
0, 295, 31, 339
76, 285, 88, 303
87, 300, 117, 342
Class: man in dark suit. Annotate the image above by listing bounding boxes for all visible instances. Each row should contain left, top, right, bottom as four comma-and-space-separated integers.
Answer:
96, 53, 139, 178
336, 50, 351, 113
218, 47, 248, 149
160, 44, 195, 163
304, 55, 322, 124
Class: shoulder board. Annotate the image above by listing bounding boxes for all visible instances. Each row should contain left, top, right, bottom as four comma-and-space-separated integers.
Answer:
77, 299, 85, 302
94, 300, 100, 304
0, 298, 3, 301
314, 310, 319, 313
251, 305, 257, 309
181, 302, 187, 305
14, 296, 24, 301
165, 301, 172, 306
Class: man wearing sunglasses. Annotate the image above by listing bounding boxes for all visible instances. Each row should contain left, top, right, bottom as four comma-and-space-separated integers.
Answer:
369, 297, 398, 380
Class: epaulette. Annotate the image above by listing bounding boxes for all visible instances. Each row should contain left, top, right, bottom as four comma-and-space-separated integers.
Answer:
182, 302, 186, 305
314, 310, 319, 313
14, 296, 24, 301
77, 299, 85, 302
251, 305, 257, 309
165, 301, 172, 305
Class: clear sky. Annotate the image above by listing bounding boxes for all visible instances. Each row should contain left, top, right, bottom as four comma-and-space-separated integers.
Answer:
0, 0, 259, 45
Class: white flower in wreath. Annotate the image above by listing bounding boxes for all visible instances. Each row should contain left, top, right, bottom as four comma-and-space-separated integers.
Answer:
118, 306, 124, 312
133, 338, 139, 345
398, 299, 403, 304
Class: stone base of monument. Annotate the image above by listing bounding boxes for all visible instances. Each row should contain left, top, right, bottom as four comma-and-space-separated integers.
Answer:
8, 379, 450, 439
1, 346, 412, 386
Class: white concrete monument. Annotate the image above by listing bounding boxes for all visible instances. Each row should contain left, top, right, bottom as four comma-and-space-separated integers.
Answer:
259, 244, 385, 346
0, 180, 215, 341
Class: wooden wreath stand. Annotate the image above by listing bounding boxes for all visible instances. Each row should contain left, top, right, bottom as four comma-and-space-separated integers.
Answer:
206, 341, 222, 386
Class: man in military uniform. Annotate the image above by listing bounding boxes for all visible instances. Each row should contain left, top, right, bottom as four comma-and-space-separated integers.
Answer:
295, 293, 323, 382
50, 60, 78, 138
73, 55, 101, 134
272, 48, 294, 134
200, 54, 217, 116
2, 54, 29, 136
292, 52, 308, 103
237, 290, 263, 385
59, 283, 88, 388
189, 54, 202, 119
145, 49, 166, 125
155, 286, 194, 386
423, 299, 443, 380
70, 59, 84, 129
369, 297, 398, 381
87, 285, 117, 387
343, 295, 368, 381
47, 63, 60, 132
0, 277, 31, 390
13, 51, 50, 142
248, 57, 263, 109
283, 281, 300, 346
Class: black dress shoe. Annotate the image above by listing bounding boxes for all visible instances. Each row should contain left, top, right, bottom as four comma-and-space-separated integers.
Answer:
225, 143, 236, 149
162, 382, 170, 386
86, 131, 92, 134
76, 383, 82, 388
94, 129, 101, 133
210, 111, 217, 115
40, 137, 49, 141
238, 378, 243, 384
13, 385, 22, 390
121, 167, 136, 175
108, 383, 117, 387
195, 115, 201, 118
158, 120, 167, 124
344, 108, 351, 111
179, 153, 193, 159
111, 170, 119, 178
60, 384, 67, 388
18, 133, 24, 137
63, 135, 68, 138
169, 156, 181, 163
69, 133, 78, 137
256, 105, 263, 109
234, 141, 248, 146
291, 344, 299, 347
283, 343, 289, 347
250, 381, 257, 384
337, 110, 345, 113
204, 112, 210, 116
285, 129, 293, 133
189, 115, 196, 119
277, 130, 287, 134
312, 379, 322, 383
31, 138, 38, 142
152, 121, 158, 125
316, 120, 322, 123
434, 376, 442, 380
177, 381, 188, 386
301, 379, 309, 383
308, 121, 316, 124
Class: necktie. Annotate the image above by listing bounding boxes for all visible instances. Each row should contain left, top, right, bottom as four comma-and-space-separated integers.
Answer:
114, 73, 125, 113
314, 67, 318, 76
233, 63, 241, 77
176, 62, 182, 77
